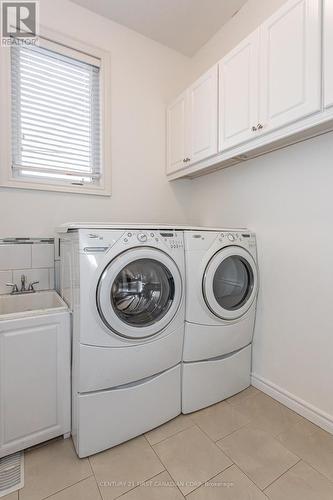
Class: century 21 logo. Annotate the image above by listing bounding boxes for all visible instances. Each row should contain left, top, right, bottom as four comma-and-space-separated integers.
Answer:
1, 1, 39, 42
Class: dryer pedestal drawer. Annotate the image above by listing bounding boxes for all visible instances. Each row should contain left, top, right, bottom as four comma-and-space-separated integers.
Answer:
182, 345, 251, 413
73, 364, 181, 457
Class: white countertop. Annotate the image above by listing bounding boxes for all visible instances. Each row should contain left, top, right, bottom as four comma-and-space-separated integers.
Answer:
56, 222, 248, 233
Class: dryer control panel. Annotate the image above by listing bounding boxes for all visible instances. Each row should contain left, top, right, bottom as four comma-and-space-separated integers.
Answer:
219, 231, 254, 243
184, 230, 256, 253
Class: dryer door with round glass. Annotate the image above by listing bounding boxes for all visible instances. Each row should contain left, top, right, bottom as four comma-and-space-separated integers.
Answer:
97, 247, 182, 339
203, 246, 258, 320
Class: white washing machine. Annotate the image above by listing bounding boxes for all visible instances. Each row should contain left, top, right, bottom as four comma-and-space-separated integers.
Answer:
59, 226, 185, 457
182, 230, 258, 413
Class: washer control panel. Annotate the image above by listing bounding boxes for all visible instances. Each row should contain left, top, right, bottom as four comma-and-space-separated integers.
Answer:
160, 231, 184, 249
121, 230, 184, 250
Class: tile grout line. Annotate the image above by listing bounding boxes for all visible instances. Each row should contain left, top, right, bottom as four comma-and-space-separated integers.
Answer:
210, 456, 271, 498
214, 422, 255, 447
262, 458, 302, 492
274, 423, 333, 484
225, 389, 260, 408
193, 416, 251, 445
113, 469, 174, 500
87, 455, 104, 500
89, 435, 169, 500
147, 428, 238, 498
143, 433, 186, 498
294, 459, 333, 487
37, 473, 96, 500
184, 464, 236, 498
146, 421, 196, 447
290, 456, 333, 487
216, 432, 302, 493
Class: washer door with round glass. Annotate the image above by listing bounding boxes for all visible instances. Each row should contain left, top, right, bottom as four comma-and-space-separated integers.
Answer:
97, 247, 182, 339
203, 246, 258, 320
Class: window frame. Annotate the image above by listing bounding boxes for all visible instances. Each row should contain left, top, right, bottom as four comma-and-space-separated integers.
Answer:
0, 26, 111, 196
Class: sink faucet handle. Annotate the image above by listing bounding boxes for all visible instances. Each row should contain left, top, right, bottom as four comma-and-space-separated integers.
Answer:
21, 274, 27, 292
6, 282, 19, 294
28, 281, 39, 292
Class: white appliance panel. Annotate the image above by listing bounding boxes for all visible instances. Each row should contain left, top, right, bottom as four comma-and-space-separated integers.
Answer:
182, 345, 251, 413
74, 365, 181, 457
183, 308, 255, 362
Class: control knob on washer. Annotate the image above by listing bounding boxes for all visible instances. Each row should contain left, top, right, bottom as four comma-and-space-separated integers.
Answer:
137, 233, 148, 242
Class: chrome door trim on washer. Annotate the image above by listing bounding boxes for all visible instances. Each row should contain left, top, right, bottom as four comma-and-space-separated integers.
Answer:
96, 247, 183, 339
203, 246, 258, 321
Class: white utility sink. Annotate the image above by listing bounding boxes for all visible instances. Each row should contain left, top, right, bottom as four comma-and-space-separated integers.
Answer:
0, 290, 68, 320
0, 289, 71, 458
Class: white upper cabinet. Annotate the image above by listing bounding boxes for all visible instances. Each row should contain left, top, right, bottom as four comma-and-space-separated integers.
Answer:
167, 66, 218, 173
166, 91, 187, 175
166, 0, 327, 179
259, 0, 321, 133
219, 30, 260, 151
188, 66, 218, 164
324, 0, 333, 108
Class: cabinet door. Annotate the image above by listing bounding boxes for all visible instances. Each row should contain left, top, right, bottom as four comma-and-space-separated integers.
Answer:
260, 0, 321, 133
188, 66, 218, 164
324, 0, 333, 108
219, 30, 259, 151
0, 314, 70, 457
166, 92, 187, 175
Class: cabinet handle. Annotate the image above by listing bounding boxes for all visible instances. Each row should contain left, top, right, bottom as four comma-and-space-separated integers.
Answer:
183, 158, 187, 163
251, 126, 257, 132
183, 157, 191, 163
257, 123, 264, 130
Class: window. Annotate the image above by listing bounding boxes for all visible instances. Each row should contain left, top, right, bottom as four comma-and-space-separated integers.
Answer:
0, 29, 111, 195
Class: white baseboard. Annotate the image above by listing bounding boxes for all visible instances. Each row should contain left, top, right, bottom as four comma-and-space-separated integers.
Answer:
251, 373, 333, 435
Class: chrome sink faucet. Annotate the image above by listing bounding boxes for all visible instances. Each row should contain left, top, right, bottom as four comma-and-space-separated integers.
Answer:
5, 275, 39, 295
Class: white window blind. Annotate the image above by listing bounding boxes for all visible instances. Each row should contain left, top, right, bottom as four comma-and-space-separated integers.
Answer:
11, 42, 101, 186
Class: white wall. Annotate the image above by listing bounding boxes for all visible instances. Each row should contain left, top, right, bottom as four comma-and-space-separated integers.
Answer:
184, 0, 333, 423
190, 0, 286, 79
188, 133, 333, 421
0, 0, 192, 238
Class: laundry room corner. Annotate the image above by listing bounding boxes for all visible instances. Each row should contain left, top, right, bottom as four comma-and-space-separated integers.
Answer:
2, 0, 333, 498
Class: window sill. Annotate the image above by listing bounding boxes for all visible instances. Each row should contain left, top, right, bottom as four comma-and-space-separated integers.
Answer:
0, 178, 111, 196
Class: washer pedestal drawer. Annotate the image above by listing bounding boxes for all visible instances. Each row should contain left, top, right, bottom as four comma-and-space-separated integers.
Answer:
77, 324, 184, 392
182, 345, 251, 413
73, 364, 181, 457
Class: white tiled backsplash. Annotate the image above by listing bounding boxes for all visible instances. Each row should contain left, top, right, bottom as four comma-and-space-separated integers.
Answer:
0, 239, 55, 294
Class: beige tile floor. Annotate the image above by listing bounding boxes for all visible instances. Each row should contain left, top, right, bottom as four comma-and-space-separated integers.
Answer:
5, 386, 333, 500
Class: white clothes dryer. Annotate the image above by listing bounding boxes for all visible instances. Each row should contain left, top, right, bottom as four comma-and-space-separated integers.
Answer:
59, 226, 185, 457
182, 230, 258, 413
